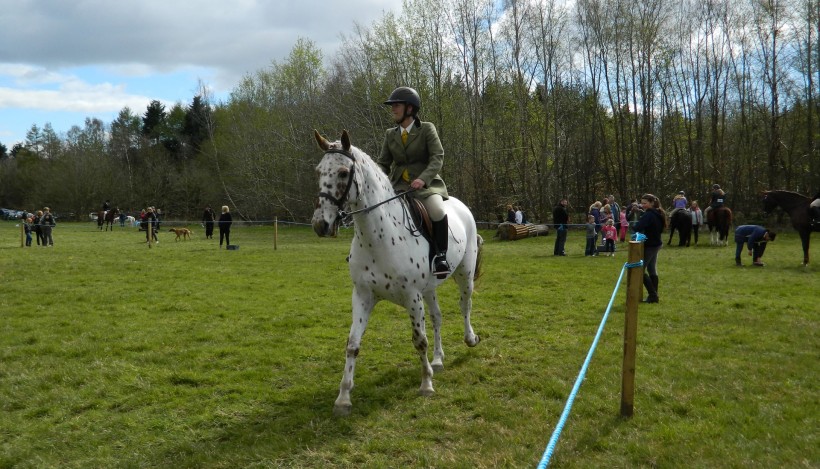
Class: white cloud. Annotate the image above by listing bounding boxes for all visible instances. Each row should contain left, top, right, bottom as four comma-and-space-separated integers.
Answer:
0, 0, 402, 145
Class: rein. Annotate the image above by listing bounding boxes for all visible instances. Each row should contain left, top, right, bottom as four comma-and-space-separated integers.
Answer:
317, 148, 417, 228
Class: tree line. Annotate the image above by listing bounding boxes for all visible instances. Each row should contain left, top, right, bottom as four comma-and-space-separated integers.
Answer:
1, 0, 818, 224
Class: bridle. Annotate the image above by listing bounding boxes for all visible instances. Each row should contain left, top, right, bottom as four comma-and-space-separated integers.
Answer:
317, 148, 416, 228
317, 149, 357, 216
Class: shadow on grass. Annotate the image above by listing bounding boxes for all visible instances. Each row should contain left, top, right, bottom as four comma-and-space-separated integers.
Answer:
144, 352, 476, 466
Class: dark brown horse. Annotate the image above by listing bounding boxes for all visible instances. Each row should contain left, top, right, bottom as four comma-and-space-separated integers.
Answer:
761, 190, 817, 265
98, 208, 119, 231
707, 206, 732, 246
667, 209, 692, 246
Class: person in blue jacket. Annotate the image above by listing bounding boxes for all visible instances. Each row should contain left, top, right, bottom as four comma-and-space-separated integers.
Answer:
734, 225, 776, 266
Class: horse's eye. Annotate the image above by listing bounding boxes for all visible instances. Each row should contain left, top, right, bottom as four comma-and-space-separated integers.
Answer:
339, 171, 349, 179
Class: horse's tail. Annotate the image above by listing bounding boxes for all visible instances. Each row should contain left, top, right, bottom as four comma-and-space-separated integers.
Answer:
473, 234, 484, 282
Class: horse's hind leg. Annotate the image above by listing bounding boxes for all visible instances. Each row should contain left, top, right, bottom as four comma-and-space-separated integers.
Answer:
334, 287, 375, 416
452, 269, 480, 348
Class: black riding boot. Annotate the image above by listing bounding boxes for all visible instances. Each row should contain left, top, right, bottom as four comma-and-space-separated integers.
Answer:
642, 273, 659, 303
432, 216, 451, 279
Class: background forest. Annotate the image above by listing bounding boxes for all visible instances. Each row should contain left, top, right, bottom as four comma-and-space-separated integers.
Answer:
1, 0, 818, 224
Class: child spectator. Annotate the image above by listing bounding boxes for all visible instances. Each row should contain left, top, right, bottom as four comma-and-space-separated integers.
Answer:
24, 217, 33, 247
619, 209, 628, 242
585, 214, 598, 256
602, 219, 617, 256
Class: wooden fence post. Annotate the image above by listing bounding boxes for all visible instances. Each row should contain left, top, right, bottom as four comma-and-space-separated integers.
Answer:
621, 240, 643, 417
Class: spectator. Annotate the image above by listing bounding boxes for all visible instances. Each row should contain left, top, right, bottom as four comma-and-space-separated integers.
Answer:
734, 225, 776, 267
690, 201, 703, 245
203, 206, 216, 239
585, 214, 598, 257
608, 195, 621, 233
506, 204, 516, 223
514, 206, 523, 224
602, 218, 617, 256
634, 194, 667, 303
619, 207, 628, 242
219, 205, 233, 248
40, 207, 56, 247
552, 198, 569, 256
24, 217, 33, 247
144, 207, 158, 244
32, 210, 43, 246
589, 201, 602, 248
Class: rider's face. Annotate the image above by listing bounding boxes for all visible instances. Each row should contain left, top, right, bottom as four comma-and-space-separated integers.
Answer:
391, 102, 415, 126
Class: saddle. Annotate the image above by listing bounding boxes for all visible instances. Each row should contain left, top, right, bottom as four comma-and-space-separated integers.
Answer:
404, 195, 433, 241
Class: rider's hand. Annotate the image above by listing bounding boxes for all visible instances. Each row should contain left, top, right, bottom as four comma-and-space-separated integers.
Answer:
410, 178, 425, 190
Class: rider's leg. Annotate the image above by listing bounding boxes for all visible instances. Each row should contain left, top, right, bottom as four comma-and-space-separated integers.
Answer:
421, 195, 450, 278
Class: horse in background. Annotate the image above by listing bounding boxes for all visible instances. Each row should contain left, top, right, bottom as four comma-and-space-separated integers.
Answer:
98, 209, 119, 231
311, 129, 483, 416
762, 190, 817, 265
667, 209, 692, 246
707, 206, 732, 246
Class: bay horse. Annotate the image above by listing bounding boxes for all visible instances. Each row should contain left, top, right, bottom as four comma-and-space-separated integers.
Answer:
707, 206, 732, 246
311, 130, 483, 416
762, 190, 817, 266
98, 209, 119, 231
667, 209, 692, 247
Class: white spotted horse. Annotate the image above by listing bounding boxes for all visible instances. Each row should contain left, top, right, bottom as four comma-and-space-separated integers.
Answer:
311, 129, 483, 416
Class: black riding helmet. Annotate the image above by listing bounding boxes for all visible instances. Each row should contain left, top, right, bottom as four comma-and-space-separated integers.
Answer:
384, 87, 421, 114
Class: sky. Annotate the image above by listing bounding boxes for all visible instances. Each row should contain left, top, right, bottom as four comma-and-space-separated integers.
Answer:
0, 0, 403, 148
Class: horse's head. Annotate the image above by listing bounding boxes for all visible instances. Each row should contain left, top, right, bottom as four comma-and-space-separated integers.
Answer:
311, 129, 357, 237
761, 191, 777, 215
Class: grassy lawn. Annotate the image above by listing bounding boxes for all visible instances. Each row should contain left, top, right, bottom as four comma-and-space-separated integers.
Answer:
0, 221, 817, 468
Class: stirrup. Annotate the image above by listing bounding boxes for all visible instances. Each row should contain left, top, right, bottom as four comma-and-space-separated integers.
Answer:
433, 255, 451, 279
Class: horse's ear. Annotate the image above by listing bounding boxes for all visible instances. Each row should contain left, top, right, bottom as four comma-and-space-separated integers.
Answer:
341, 129, 351, 151
314, 129, 330, 151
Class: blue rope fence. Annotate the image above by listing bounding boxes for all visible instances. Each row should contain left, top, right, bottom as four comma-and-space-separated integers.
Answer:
536, 233, 646, 469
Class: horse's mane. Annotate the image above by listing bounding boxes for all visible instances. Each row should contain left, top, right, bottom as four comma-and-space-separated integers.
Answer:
766, 189, 809, 199
348, 144, 395, 195
764, 189, 810, 214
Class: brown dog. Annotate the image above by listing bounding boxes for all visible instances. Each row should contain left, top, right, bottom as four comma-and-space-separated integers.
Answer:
168, 227, 193, 241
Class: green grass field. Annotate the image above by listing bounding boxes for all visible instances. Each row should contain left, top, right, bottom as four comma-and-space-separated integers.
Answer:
0, 221, 817, 468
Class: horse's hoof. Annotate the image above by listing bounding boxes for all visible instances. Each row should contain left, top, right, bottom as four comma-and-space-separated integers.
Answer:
432, 362, 444, 373
418, 388, 435, 397
465, 334, 481, 347
333, 404, 352, 417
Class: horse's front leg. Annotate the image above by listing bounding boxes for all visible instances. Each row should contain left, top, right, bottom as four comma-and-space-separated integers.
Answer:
801, 230, 810, 266
407, 292, 434, 396
423, 291, 445, 372
334, 286, 375, 416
